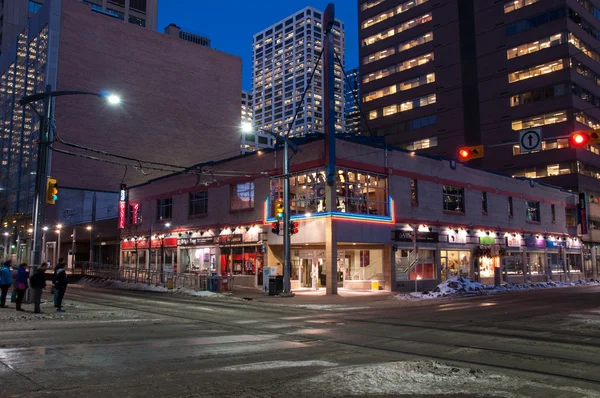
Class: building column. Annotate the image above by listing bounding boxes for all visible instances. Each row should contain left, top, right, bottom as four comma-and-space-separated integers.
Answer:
325, 217, 337, 295
593, 246, 598, 280
522, 247, 528, 284
214, 245, 222, 276
383, 244, 392, 291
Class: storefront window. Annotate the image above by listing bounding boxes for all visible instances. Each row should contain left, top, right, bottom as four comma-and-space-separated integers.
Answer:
528, 253, 544, 274
411, 249, 435, 280
270, 167, 389, 216
479, 257, 495, 278
344, 249, 383, 281
568, 254, 583, 272
547, 253, 562, 273
180, 247, 215, 273
503, 253, 523, 274
441, 250, 470, 280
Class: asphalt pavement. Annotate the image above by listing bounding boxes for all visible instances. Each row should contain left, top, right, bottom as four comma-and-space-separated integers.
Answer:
1, 284, 600, 397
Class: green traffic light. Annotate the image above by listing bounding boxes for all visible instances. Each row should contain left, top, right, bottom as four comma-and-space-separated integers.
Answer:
52, 195, 58, 201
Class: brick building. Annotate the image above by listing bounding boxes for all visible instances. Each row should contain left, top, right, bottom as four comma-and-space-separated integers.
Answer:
121, 136, 586, 292
0, 0, 242, 264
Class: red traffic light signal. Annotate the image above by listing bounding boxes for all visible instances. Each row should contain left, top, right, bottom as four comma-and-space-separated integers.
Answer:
289, 221, 299, 235
457, 145, 484, 162
271, 222, 280, 235
570, 131, 591, 147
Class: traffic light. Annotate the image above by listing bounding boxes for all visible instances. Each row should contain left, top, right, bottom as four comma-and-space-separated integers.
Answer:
289, 221, 299, 235
569, 131, 600, 147
46, 178, 58, 204
275, 199, 284, 219
271, 221, 280, 235
458, 145, 484, 162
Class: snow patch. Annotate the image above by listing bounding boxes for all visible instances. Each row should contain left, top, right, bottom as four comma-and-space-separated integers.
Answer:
76, 277, 227, 299
217, 360, 338, 372
292, 360, 599, 397
394, 277, 600, 301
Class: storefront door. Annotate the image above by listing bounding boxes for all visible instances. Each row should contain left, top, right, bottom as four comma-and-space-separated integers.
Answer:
300, 259, 312, 288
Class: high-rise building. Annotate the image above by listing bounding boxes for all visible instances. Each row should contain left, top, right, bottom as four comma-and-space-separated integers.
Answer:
252, 7, 345, 137
240, 90, 274, 154
0, 0, 158, 56
0, 0, 241, 262
358, 0, 600, 254
344, 67, 361, 135
164, 23, 211, 47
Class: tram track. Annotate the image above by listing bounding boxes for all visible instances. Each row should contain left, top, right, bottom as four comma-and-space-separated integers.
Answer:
65, 288, 600, 388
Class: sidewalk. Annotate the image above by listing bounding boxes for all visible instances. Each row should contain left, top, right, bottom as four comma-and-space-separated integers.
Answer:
230, 286, 396, 305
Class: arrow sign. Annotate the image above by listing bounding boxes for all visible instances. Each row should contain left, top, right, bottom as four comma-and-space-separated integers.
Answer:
519, 128, 542, 153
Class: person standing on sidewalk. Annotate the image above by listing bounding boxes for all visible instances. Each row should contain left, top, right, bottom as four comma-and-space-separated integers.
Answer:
30, 262, 47, 314
0, 260, 12, 308
15, 263, 29, 311
53, 261, 68, 312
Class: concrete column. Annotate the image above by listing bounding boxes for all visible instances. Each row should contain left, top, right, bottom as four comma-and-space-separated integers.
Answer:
325, 217, 337, 295
214, 245, 222, 276
383, 244, 392, 291
593, 246, 598, 279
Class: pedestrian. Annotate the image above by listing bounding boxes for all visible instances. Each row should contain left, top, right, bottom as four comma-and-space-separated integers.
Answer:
53, 260, 68, 312
0, 260, 12, 307
30, 262, 47, 314
10, 264, 17, 303
15, 263, 29, 311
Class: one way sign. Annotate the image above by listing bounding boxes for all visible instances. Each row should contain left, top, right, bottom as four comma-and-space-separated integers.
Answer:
519, 128, 542, 153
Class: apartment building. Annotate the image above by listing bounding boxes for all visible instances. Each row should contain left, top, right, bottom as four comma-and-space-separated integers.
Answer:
344, 67, 361, 135
252, 7, 346, 137
358, 0, 600, 259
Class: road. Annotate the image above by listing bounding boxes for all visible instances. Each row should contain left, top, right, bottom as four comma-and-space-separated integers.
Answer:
1, 284, 600, 397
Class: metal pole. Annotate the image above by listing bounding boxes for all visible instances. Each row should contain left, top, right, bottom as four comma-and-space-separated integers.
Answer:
3, 234, 8, 261
31, 85, 52, 268
89, 192, 96, 262
98, 233, 102, 264
282, 140, 292, 295
71, 226, 76, 270
41, 230, 46, 263
56, 230, 61, 265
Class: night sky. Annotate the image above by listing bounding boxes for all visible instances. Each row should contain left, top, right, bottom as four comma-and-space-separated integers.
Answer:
158, 1, 358, 92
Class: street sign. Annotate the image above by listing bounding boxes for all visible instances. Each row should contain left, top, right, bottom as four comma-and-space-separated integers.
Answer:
519, 128, 542, 153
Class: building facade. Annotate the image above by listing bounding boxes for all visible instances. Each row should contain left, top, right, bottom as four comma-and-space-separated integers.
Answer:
121, 136, 587, 292
344, 67, 361, 135
1, 0, 158, 56
252, 7, 346, 137
0, 0, 242, 263
358, 0, 600, 266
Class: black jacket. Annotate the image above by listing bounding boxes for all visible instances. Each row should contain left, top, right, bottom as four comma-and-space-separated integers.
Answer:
53, 267, 68, 289
30, 270, 46, 289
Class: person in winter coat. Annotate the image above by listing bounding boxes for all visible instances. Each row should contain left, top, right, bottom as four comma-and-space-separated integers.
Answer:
30, 262, 47, 314
0, 260, 12, 308
10, 264, 17, 303
15, 263, 29, 311
53, 261, 68, 312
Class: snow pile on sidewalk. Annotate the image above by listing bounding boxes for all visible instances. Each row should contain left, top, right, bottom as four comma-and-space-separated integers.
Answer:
394, 277, 600, 300
76, 277, 224, 298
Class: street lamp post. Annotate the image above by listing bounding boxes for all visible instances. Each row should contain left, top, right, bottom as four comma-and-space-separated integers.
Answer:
18, 87, 121, 268
41, 226, 48, 264
56, 224, 62, 266
86, 225, 93, 263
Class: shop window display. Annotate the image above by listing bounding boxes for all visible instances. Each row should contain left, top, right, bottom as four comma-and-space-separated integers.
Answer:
503, 253, 523, 274
440, 250, 470, 280
527, 253, 544, 274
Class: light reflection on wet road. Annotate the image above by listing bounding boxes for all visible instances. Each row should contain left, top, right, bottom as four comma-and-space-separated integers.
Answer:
1, 285, 600, 397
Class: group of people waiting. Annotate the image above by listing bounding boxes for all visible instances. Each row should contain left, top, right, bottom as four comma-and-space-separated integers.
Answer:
0, 258, 68, 313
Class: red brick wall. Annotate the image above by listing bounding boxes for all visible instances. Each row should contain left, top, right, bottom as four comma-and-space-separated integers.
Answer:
51, 0, 242, 192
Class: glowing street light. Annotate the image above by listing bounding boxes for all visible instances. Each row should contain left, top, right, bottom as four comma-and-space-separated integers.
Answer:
241, 121, 253, 133
106, 94, 121, 105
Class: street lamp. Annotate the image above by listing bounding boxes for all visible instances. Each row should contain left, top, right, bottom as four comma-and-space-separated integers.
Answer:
19, 86, 122, 268
55, 224, 62, 266
241, 121, 253, 133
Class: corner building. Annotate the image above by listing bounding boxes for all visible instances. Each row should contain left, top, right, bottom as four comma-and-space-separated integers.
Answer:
252, 7, 346, 137
359, 0, 600, 270
121, 136, 586, 292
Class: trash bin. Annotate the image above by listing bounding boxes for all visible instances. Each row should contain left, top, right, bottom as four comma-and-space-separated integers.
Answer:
268, 275, 284, 296
167, 277, 174, 290
371, 281, 379, 291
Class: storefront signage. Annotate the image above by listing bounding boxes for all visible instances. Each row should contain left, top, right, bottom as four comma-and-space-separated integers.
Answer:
566, 238, 582, 249
579, 193, 588, 235
447, 232, 466, 244
479, 236, 495, 245
505, 236, 521, 247
178, 236, 215, 246
131, 203, 139, 225
393, 231, 439, 243
118, 184, 127, 230
121, 237, 178, 250
525, 237, 546, 248
546, 240, 565, 248
218, 234, 243, 245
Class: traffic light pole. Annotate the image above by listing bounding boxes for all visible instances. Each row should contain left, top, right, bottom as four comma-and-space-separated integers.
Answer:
30, 85, 53, 268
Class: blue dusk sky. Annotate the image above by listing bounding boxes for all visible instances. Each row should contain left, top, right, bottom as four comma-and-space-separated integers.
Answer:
158, 1, 359, 91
